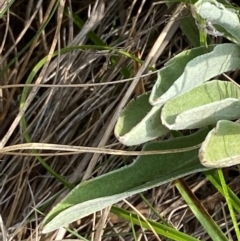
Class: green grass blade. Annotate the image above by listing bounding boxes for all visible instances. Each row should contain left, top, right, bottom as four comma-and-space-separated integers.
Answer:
0, 0, 15, 18
130, 213, 138, 241
111, 206, 200, 241
175, 179, 229, 241
204, 170, 240, 213
217, 169, 240, 239
139, 193, 171, 226
64, 9, 106, 46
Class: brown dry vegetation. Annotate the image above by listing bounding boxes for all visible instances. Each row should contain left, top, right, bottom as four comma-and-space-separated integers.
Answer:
0, 0, 240, 241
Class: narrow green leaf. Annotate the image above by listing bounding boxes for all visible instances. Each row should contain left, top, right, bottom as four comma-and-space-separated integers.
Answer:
0, 0, 15, 18
175, 179, 229, 241
111, 206, 200, 241
217, 169, 240, 239
166, 2, 200, 47
64, 10, 106, 46
205, 170, 240, 213
179, 12, 200, 47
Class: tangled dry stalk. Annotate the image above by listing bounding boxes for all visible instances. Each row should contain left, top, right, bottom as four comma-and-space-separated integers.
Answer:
1, 0, 240, 240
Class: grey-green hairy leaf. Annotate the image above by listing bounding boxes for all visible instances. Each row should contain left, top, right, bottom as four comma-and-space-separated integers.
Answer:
199, 120, 240, 167
42, 129, 209, 233
114, 92, 168, 146
194, 0, 240, 43
149, 45, 214, 105
150, 44, 240, 106
161, 80, 240, 130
